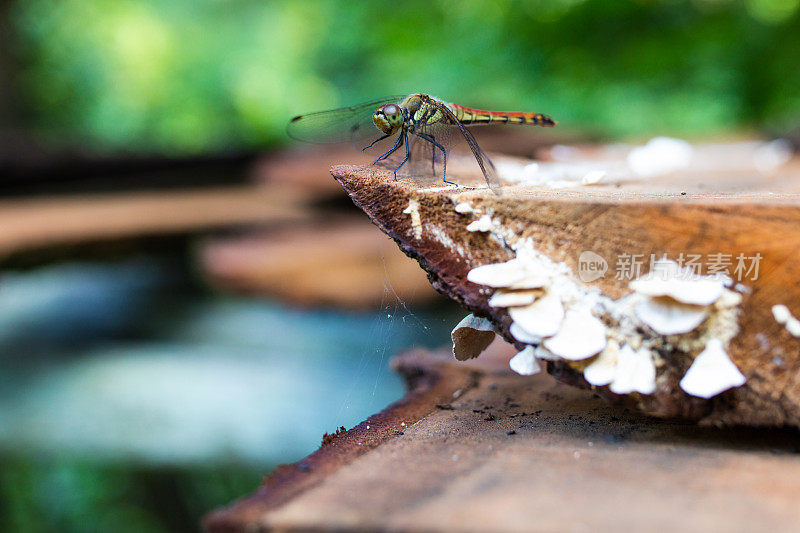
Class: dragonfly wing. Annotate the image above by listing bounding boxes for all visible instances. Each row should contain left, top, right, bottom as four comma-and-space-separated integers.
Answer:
434, 102, 501, 190
287, 96, 407, 144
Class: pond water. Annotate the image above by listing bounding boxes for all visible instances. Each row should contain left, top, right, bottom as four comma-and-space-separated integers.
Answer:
0, 255, 461, 531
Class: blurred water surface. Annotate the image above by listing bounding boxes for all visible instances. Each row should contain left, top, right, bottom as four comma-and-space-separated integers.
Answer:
0, 255, 461, 530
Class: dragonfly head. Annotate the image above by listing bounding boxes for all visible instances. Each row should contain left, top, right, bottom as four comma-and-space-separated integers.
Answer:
373, 103, 403, 134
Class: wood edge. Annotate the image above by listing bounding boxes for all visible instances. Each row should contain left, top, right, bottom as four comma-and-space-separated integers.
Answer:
202, 349, 479, 532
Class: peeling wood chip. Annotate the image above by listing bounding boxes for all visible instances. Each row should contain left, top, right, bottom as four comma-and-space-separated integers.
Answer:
466, 214, 493, 232
509, 346, 541, 376
630, 259, 725, 306
679, 338, 746, 398
609, 345, 656, 395
509, 291, 564, 338
488, 289, 539, 308
543, 308, 607, 361
584, 340, 619, 386
451, 314, 496, 361
635, 296, 709, 335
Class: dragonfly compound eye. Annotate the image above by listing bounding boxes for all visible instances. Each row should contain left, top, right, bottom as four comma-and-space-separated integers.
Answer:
373, 103, 402, 134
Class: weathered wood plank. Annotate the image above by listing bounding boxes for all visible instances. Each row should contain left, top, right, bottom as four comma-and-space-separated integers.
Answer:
206, 346, 800, 532
329, 147, 800, 427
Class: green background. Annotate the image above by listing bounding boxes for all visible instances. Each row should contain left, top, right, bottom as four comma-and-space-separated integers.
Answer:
11, 0, 800, 153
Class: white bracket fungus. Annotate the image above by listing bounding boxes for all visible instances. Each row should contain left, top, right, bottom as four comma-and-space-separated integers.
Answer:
679, 338, 746, 398
534, 345, 560, 361
628, 259, 732, 335
635, 297, 710, 335
609, 345, 656, 395
488, 289, 540, 308
509, 323, 542, 345
451, 314, 496, 361
467, 259, 548, 289
508, 292, 564, 338
466, 214, 493, 232
630, 259, 725, 306
454, 202, 474, 214
509, 346, 541, 376
583, 340, 619, 386
467, 259, 528, 288
543, 309, 607, 361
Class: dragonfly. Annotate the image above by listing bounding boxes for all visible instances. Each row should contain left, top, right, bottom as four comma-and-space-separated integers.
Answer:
288, 93, 556, 190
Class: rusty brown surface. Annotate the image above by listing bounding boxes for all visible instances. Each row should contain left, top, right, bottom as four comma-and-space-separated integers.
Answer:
329, 159, 800, 428
205, 345, 800, 532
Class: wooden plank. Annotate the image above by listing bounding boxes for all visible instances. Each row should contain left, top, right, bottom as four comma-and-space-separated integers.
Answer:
199, 219, 441, 308
0, 185, 309, 259
329, 145, 800, 427
205, 346, 800, 532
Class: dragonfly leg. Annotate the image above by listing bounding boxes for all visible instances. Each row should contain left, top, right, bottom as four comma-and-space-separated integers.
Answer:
416, 133, 453, 186
373, 133, 403, 163
362, 133, 391, 152
392, 132, 411, 179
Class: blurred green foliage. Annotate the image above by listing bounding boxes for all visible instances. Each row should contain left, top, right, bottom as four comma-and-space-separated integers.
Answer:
10, 0, 800, 150
0, 454, 264, 532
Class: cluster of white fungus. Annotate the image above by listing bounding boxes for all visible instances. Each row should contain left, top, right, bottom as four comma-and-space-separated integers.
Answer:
631, 259, 727, 335
447, 200, 746, 402
458, 253, 746, 400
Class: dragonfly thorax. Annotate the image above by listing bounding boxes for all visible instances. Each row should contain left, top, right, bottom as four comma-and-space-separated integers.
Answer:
373, 103, 404, 134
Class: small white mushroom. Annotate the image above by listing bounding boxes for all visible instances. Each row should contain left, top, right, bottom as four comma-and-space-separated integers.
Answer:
543, 308, 607, 361
509, 346, 541, 376
509, 291, 564, 338
451, 314, 496, 361
583, 340, 619, 386
467, 259, 528, 288
679, 338, 745, 398
630, 259, 725, 306
635, 297, 709, 335
488, 289, 539, 308
609, 345, 656, 395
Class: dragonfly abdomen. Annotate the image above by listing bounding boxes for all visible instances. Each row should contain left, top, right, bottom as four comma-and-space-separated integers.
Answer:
450, 104, 556, 127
